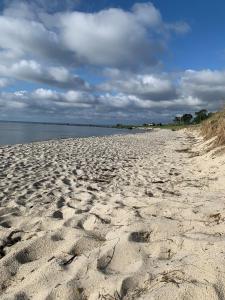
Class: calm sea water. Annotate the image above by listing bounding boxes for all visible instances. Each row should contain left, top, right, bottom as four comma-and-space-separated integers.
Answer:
0, 122, 134, 146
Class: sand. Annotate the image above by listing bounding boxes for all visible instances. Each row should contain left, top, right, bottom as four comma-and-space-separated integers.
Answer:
0, 129, 225, 299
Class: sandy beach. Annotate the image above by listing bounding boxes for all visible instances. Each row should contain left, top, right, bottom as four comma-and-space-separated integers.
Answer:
1, 129, 225, 299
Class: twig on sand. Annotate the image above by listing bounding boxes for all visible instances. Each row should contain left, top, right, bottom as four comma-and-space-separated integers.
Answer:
60, 254, 78, 266
90, 213, 111, 224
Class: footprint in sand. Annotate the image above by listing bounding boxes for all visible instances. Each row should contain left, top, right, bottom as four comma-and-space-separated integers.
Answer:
129, 231, 152, 243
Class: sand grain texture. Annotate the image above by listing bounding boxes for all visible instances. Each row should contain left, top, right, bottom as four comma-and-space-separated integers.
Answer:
0, 129, 225, 299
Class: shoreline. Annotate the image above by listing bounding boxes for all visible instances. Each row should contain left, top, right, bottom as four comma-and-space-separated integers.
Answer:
1, 130, 225, 299
0, 129, 146, 148
0, 124, 145, 147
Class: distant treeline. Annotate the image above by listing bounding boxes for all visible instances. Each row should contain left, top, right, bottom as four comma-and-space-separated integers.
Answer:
173, 109, 213, 125
113, 124, 137, 129
2, 109, 212, 131
114, 123, 163, 129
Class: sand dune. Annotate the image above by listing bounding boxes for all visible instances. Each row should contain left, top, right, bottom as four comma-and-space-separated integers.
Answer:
1, 129, 225, 299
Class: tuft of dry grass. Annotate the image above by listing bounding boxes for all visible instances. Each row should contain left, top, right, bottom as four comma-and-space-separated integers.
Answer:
201, 109, 225, 147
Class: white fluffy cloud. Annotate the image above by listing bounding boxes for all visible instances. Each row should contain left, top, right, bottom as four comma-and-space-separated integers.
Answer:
31, 88, 96, 105
0, 2, 189, 69
0, 60, 89, 90
0, 88, 96, 118
58, 3, 189, 68
180, 70, 225, 110
100, 73, 178, 100
0, 15, 68, 63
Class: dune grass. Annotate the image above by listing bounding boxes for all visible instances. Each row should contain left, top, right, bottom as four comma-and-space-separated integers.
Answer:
201, 109, 225, 147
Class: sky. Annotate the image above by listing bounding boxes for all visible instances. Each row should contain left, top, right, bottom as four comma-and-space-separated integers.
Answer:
0, 0, 225, 124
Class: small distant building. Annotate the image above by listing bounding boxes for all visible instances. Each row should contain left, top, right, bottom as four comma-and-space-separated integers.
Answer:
146, 123, 156, 126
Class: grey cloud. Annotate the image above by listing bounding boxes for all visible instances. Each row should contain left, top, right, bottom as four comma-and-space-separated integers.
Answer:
100, 73, 178, 100
58, 2, 186, 69
3, 0, 80, 14
1, 67, 225, 124
98, 93, 203, 114
180, 69, 225, 109
0, 88, 97, 122
0, 60, 90, 90
2, 65, 225, 123
0, 78, 10, 87
0, 13, 75, 66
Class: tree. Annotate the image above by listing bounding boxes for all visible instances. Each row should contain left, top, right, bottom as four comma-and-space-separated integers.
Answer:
181, 113, 193, 124
193, 109, 208, 124
173, 116, 182, 124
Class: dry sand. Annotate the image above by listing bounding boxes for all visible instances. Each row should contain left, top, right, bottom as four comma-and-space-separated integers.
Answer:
0, 129, 225, 299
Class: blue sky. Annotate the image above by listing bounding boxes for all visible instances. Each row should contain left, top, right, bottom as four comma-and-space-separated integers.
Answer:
155, 0, 225, 71
0, 0, 225, 124
61, 0, 225, 70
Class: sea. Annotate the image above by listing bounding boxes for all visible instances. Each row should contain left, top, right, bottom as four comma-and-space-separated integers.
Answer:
0, 121, 135, 146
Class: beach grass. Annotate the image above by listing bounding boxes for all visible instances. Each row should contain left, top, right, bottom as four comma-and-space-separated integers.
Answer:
201, 108, 225, 147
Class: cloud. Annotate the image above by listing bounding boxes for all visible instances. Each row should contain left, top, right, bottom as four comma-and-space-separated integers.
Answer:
0, 82, 206, 123
132, 2, 162, 27
58, 7, 159, 68
166, 22, 190, 35
0, 2, 190, 70
0, 67, 224, 123
0, 91, 27, 111
3, 0, 80, 14
100, 73, 178, 100
0, 60, 90, 90
0, 88, 98, 121
98, 92, 203, 113
0, 14, 74, 66
2, 1, 213, 124
0, 78, 10, 88
98, 69, 225, 117
180, 69, 225, 109
58, 3, 189, 69
31, 88, 96, 107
